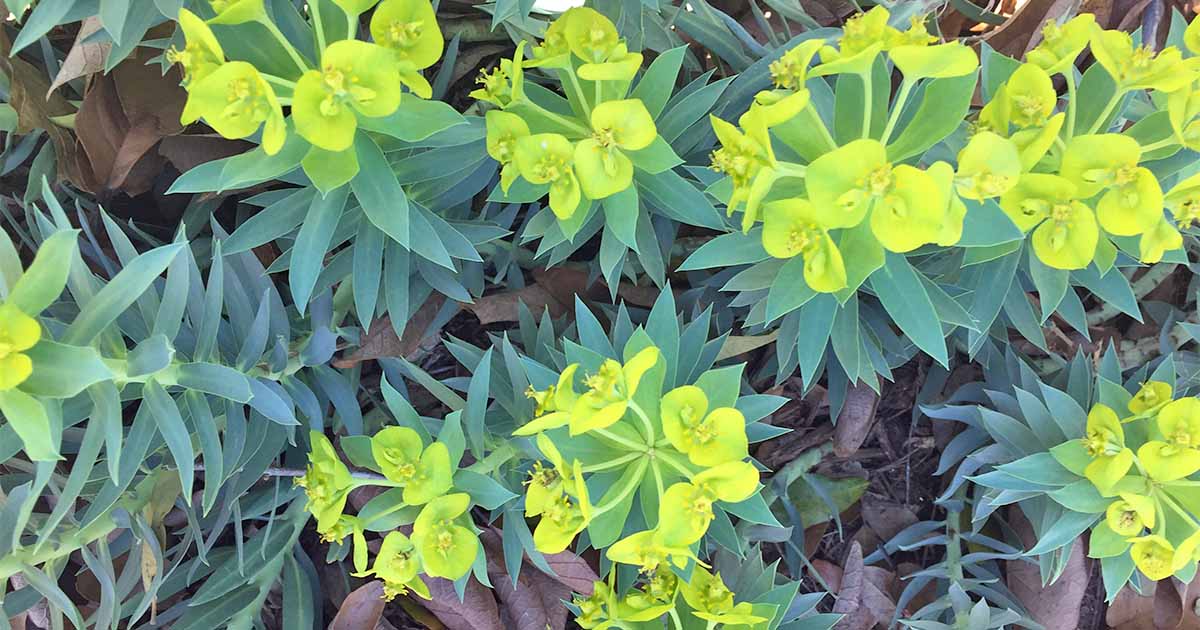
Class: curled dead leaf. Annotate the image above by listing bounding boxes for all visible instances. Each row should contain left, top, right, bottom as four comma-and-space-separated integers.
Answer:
1007, 506, 1089, 630
833, 382, 879, 458
48, 18, 110, 96
328, 580, 387, 630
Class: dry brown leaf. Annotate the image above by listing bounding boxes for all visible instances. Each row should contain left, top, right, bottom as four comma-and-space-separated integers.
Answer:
1007, 507, 1089, 630
158, 134, 251, 173
541, 549, 600, 595
334, 295, 453, 368
328, 580, 387, 630
48, 18, 109, 95
825, 542, 897, 630
861, 496, 919, 543
715, 331, 779, 362
833, 383, 879, 458
477, 529, 595, 630
465, 283, 568, 325
1106, 576, 1200, 629
0, 29, 83, 186
73, 49, 186, 196
417, 575, 504, 630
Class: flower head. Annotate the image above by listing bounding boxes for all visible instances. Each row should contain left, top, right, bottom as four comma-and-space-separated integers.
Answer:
761, 199, 847, 293
1026, 15, 1095, 75
814, 6, 891, 75
709, 114, 775, 228
574, 582, 618, 629
296, 431, 354, 532
769, 39, 824, 91
660, 386, 750, 466
371, 427, 452, 505
206, 0, 265, 25
619, 569, 680, 622
568, 346, 659, 435
1090, 28, 1189, 92
1082, 404, 1134, 493
181, 61, 286, 155
532, 461, 591, 553
412, 493, 478, 579
575, 99, 656, 200
888, 42, 977, 80
680, 567, 768, 625
513, 364, 580, 436
999, 173, 1098, 270
955, 131, 1020, 200
294, 41, 403, 152
607, 530, 695, 575
486, 110, 530, 194
1130, 381, 1173, 415
1105, 493, 1155, 537
167, 9, 224, 87
0, 303, 40, 391
656, 461, 758, 547
514, 133, 582, 219
1130, 535, 1177, 581
368, 531, 432, 600
369, 0, 443, 72
1138, 441, 1200, 482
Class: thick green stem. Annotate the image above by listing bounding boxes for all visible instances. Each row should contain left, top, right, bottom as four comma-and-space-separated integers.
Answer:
262, 74, 297, 91
803, 104, 839, 151
593, 427, 646, 452
566, 70, 593, 118
1085, 90, 1126, 135
593, 458, 648, 516
308, 1, 327, 53
655, 449, 694, 479
260, 18, 311, 75
1064, 70, 1078, 139
860, 72, 872, 140
880, 79, 913, 145
582, 452, 642, 473
627, 401, 656, 443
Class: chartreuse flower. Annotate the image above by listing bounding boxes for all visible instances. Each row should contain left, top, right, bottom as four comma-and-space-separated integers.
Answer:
657, 461, 758, 547
562, 7, 643, 81
1011, 113, 1064, 171
568, 346, 659, 435
575, 583, 618, 630
660, 385, 749, 466
955, 131, 1020, 200
181, 62, 286, 155
1139, 441, 1200, 482
361, 531, 431, 600
1130, 535, 1177, 581
1166, 172, 1200, 228
411, 493, 478, 579
1090, 28, 1189, 92
619, 570, 679, 622
1106, 493, 1156, 536
1005, 63, 1057, 129
1130, 381, 1174, 415
709, 114, 776, 230
532, 460, 591, 553
1141, 217, 1184, 264
296, 431, 354, 533
524, 433, 577, 517
513, 365, 579, 436
813, 6, 890, 76
888, 41, 977, 80
1174, 528, 1200, 572
575, 100, 656, 200
998, 173, 1097, 270
1026, 15, 1096, 75
471, 54, 519, 107
369, 0, 443, 97
527, 9, 571, 67
293, 40, 403, 152
607, 530, 695, 574
761, 199, 847, 292
371, 426, 452, 505
1082, 405, 1134, 494
485, 111, 530, 194
769, 39, 824, 91
515, 133, 582, 219
0, 303, 40, 391
927, 161, 968, 247
807, 139, 945, 252
167, 9, 224, 87
1060, 134, 1161, 236
206, 0, 265, 24
1187, 14, 1200, 55
680, 567, 767, 626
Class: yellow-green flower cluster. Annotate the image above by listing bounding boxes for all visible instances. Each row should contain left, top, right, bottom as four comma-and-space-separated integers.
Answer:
709, 7, 976, 293
514, 345, 760, 570
1051, 384, 1200, 582
573, 566, 766, 629
986, 15, 1200, 268
474, 8, 662, 220
297, 429, 477, 600
168, 0, 443, 187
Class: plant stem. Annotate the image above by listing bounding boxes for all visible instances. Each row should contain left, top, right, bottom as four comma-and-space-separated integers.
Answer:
860, 72, 872, 140
1085, 90, 1126, 135
803, 103, 839, 151
260, 18, 311, 75
652, 460, 665, 499
592, 458, 649, 516
880, 79, 913, 145
593, 427, 647, 452
346, 12, 357, 39
1140, 137, 1177, 153
262, 74, 297, 90
1064, 69, 1078, 139
628, 400, 656, 443
669, 609, 685, 630
655, 449, 694, 479
582, 452, 642, 473
308, 0, 327, 53
566, 70, 593, 118
1159, 491, 1200, 528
